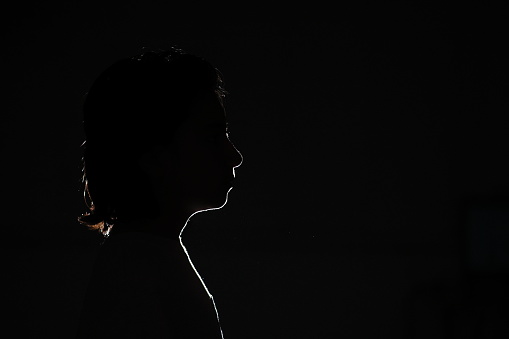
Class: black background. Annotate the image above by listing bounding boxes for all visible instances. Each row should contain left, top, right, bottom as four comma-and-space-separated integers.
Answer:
3, 2, 509, 338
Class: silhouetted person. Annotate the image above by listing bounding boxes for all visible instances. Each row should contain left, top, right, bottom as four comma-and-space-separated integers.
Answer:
75, 47, 243, 338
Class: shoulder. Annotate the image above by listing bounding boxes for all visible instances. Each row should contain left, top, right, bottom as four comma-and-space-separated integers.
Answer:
78, 232, 183, 337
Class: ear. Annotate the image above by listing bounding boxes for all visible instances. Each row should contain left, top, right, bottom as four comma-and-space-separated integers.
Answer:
137, 146, 167, 177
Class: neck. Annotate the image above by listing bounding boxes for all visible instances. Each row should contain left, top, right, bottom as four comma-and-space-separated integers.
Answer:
112, 211, 193, 241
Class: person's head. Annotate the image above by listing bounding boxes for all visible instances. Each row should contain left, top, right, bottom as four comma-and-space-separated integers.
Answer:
79, 47, 243, 236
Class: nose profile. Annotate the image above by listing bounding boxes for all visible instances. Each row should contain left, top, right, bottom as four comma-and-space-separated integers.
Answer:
232, 144, 243, 168
227, 138, 243, 168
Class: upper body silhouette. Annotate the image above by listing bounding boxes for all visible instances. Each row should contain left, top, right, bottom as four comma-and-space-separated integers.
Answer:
75, 47, 243, 338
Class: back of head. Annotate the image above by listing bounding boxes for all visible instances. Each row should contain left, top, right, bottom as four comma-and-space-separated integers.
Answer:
79, 47, 225, 236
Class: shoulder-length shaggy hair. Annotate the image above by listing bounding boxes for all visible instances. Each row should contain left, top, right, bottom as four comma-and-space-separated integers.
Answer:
78, 47, 226, 237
